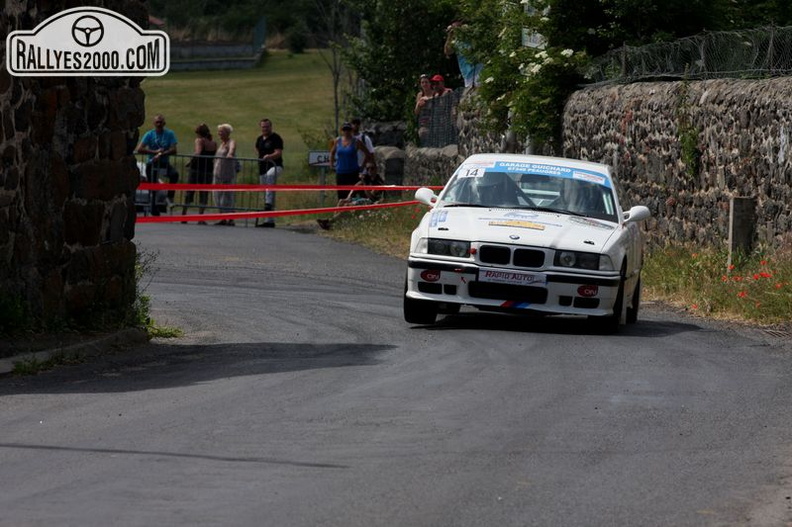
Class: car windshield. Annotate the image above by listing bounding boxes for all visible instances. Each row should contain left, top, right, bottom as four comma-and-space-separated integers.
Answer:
438, 164, 618, 222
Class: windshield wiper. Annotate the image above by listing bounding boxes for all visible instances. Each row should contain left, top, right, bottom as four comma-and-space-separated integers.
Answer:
443, 203, 490, 208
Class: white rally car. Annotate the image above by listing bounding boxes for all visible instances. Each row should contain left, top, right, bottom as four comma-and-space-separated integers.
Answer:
404, 153, 651, 332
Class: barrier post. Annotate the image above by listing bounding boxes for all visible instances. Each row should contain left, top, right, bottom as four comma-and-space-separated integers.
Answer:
308, 150, 332, 209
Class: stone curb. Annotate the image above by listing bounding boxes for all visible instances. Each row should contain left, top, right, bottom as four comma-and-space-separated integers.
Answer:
0, 328, 150, 375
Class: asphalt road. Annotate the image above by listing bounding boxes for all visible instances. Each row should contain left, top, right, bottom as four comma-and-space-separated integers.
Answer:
1, 222, 791, 526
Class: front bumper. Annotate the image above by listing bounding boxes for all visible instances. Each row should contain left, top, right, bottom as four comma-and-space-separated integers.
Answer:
406, 257, 621, 317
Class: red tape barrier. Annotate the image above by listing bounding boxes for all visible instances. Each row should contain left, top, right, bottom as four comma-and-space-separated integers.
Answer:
137, 183, 441, 223
137, 200, 424, 223
138, 183, 444, 192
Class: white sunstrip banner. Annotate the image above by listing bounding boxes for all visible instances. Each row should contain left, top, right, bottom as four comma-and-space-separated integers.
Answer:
6, 7, 169, 77
492, 161, 612, 188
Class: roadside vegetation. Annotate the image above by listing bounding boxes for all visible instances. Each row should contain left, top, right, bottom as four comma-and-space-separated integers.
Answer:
642, 241, 792, 326
133, 249, 184, 340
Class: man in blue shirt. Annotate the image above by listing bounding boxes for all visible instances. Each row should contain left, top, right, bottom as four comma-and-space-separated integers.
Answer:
135, 114, 179, 215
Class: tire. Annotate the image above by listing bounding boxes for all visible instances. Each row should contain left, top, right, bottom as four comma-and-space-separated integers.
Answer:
403, 280, 438, 325
626, 277, 641, 324
591, 272, 624, 334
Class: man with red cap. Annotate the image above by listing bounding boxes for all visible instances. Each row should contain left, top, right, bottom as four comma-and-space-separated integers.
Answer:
430, 74, 453, 96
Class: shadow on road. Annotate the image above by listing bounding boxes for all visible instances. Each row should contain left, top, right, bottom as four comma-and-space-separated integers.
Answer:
417, 311, 701, 337
0, 342, 394, 395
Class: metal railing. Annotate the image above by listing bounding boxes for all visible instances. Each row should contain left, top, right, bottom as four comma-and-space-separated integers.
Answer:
417, 88, 462, 148
587, 25, 792, 85
134, 153, 279, 226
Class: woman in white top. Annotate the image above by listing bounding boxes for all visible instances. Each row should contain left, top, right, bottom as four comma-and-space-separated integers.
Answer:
213, 123, 237, 226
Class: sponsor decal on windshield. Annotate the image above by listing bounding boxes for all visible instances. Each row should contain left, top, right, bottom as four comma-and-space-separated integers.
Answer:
489, 161, 612, 189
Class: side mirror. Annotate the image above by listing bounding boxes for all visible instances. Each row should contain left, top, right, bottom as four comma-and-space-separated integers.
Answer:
623, 205, 651, 223
415, 187, 438, 207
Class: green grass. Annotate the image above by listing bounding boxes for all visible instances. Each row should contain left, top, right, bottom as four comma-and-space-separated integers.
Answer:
141, 49, 336, 167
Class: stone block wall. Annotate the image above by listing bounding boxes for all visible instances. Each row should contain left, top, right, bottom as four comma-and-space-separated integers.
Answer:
563, 79, 792, 248
0, 2, 147, 328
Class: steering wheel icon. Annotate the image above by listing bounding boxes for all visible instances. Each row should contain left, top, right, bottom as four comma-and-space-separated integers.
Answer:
72, 15, 104, 47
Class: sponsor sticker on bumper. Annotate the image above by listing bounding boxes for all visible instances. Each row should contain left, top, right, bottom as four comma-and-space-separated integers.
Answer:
479, 268, 547, 286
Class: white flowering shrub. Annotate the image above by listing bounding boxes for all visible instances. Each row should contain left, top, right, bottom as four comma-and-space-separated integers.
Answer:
457, 0, 589, 151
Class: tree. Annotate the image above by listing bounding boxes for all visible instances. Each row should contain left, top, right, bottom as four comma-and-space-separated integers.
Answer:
458, 0, 739, 152
342, 0, 458, 121
313, 0, 359, 131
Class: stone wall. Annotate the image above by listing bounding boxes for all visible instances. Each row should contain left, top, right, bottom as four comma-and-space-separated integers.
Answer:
0, 2, 146, 328
563, 79, 792, 247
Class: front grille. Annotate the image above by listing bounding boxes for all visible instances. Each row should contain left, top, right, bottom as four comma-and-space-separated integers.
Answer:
513, 248, 545, 268
468, 281, 548, 304
479, 245, 510, 265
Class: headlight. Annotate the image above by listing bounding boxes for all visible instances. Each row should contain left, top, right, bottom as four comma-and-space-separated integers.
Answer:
426, 238, 471, 258
555, 250, 601, 270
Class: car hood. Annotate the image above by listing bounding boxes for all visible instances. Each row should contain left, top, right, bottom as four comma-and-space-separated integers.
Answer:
423, 207, 619, 252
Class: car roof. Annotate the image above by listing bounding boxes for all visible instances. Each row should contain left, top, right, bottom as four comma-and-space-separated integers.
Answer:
460, 153, 613, 182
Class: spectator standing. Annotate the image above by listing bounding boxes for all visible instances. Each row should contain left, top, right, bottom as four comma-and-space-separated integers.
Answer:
444, 20, 484, 90
135, 113, 178, 216
414, 74, 434, 114
254, 118, 284, 228
330, 122, 373, 200
182, 123, 217, 225
351, 117, 375, 180
430, 74, 453, 97
414, 74, 434, 144
213, 123, 237, 226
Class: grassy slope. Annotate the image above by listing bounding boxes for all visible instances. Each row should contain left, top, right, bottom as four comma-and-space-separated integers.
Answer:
140, 49, 335, 170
